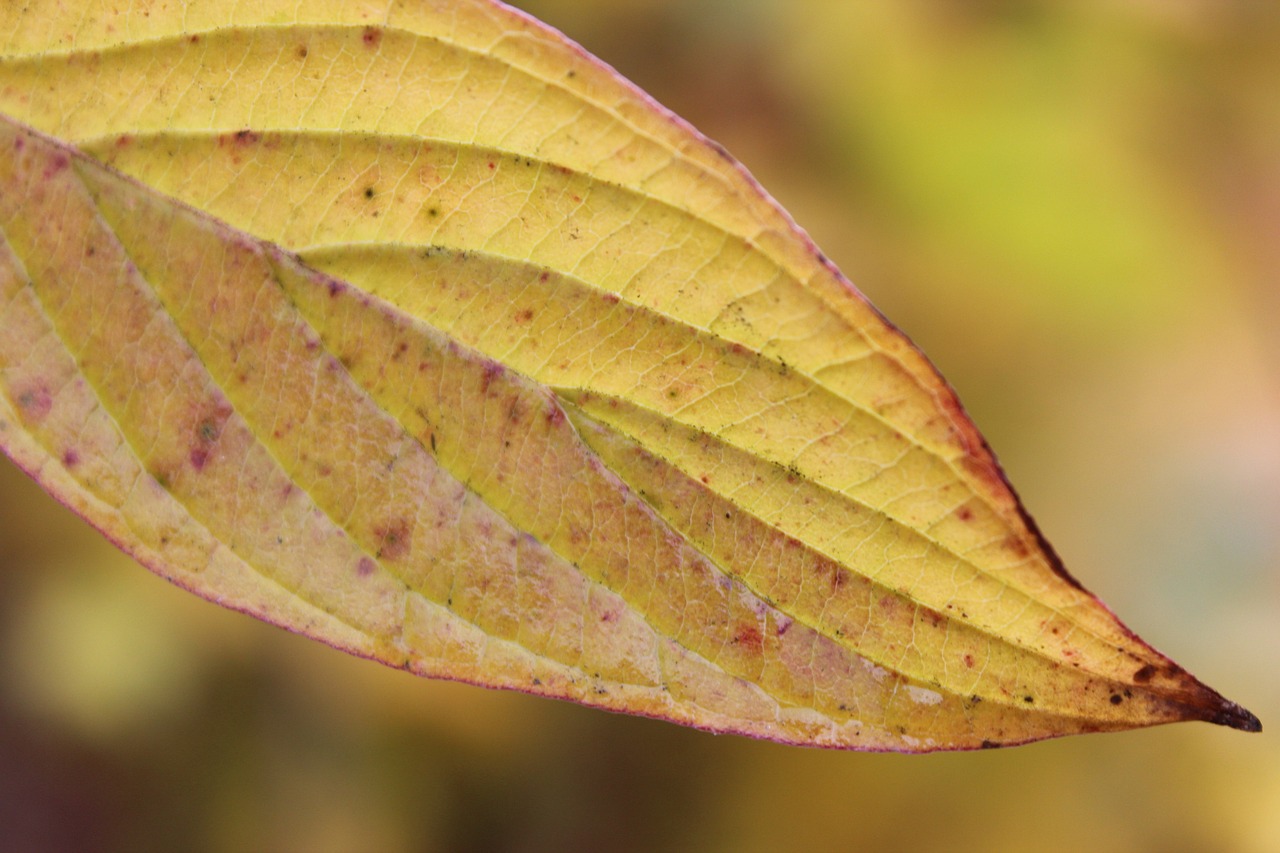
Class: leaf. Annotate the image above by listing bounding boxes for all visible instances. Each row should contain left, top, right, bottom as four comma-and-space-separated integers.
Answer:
0, 1, 1257, 751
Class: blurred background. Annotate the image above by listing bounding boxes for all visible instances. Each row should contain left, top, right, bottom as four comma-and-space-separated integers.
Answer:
2, 0, 1277, 850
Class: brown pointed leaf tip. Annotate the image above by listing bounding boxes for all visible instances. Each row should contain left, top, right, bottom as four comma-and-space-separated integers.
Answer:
0, 1, 1257, 751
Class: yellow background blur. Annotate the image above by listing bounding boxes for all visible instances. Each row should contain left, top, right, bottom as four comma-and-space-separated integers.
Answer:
2, 1, 1277, 850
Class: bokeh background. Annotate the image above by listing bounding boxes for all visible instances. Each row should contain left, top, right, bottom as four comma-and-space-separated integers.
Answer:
2, 1, 1277, 850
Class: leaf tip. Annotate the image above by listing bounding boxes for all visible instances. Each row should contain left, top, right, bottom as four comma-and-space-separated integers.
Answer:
1206, 699, 1262, 733
1152, 664, 1261, 734
1174, 676, 1261, 732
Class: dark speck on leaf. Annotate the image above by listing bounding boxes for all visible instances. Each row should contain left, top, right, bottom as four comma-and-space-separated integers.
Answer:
16, 386, 52, 421
375, 519, 412, 560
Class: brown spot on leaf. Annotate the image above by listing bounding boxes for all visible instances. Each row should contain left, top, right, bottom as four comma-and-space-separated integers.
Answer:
356, 557, 377, 578
374, 519, 411, 560
362, 27, 382, 47
15, 385, 52, 422
733, 625, 764, 653
189, 403, 233, 471
1134, 664, 1157, 684
1003, 535, 1031, 560
61, 449, 80, 468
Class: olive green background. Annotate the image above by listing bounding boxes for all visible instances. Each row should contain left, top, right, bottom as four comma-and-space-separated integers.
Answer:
2, 1, 1276, 850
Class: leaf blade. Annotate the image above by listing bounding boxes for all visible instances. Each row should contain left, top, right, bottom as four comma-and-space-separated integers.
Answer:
0, 0, 1258, 748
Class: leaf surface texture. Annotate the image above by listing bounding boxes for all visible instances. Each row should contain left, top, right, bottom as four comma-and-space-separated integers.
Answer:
0, 0, 1257, 749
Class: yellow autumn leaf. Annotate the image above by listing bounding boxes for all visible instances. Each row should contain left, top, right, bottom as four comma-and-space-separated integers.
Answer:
0, 0, 1257, 751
